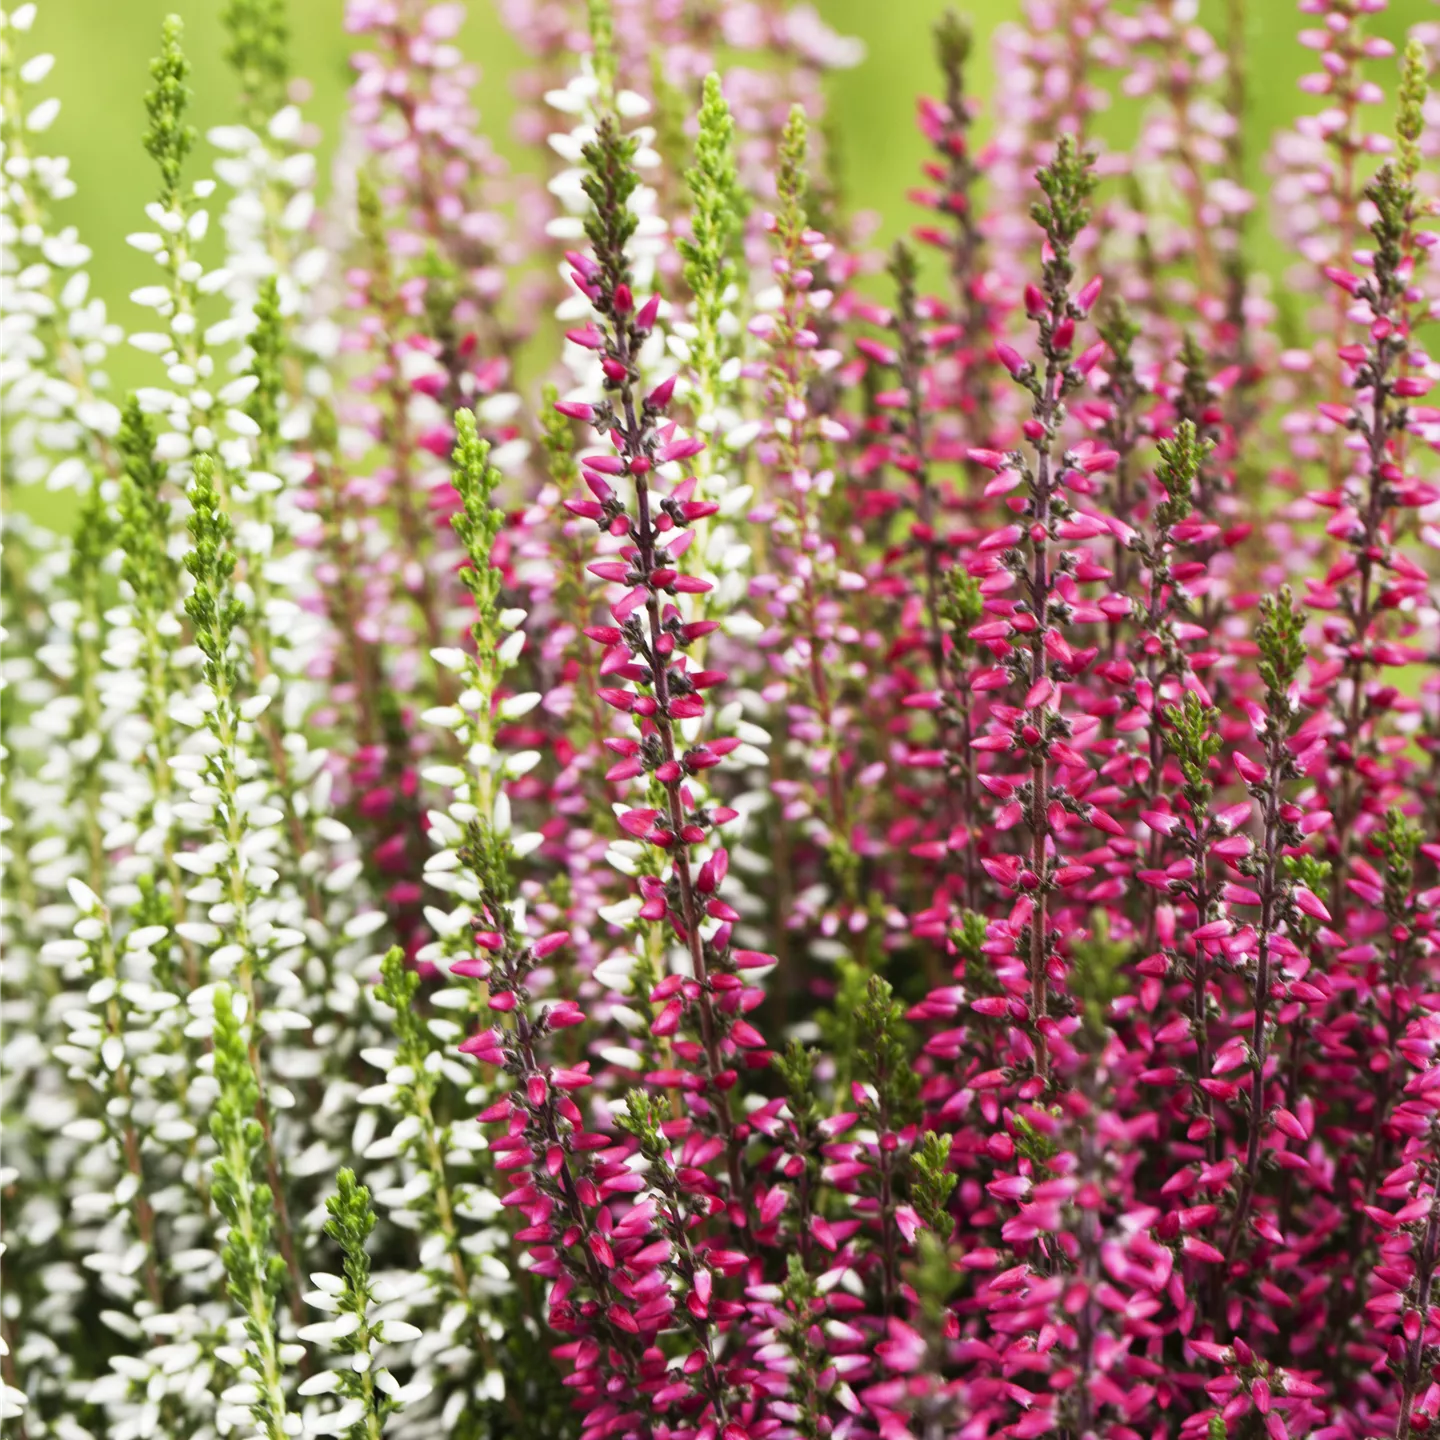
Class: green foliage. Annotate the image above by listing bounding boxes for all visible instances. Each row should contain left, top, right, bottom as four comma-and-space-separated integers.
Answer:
679, 74, 744, 411
419, 248, 468, 377
940, 566, 985, 682
374, 945, 423, 1066
911, 1131, 956, 1240
1380, 806, 1423, 918
184, 454, 243, 701
581, 116, 640, 300
116, 398, 178, 616
451, 407, 505, 652
130, 872, 180, 990
774, 1039, 822, 1131
1163, 691, 1222, 804
587, 0, 616, 107
1283, 851, 1333, 945
949, 910, 1001, 1000
245, 275, 285, 473
1030, 133, 1096, 256
1096, 300, 1144, 470
323, 1166, 378, 1315
1176, 335, 1214, 433
69, 479, 116, 583
816, 955, 872, 1099
615, 1089, 666, 1161
1069, 911, 1131, 1044
776, 105, 809, 243
459, 815, 516, 915
855, 974, 920, 1125
940, 567, 983, 646
210, 985, 291, 1440
647, 54, 689, 178
1097, 299, 1140, 369
222, 0, 289, 132
1154, 419, 1211, 530
539, 382, 583, 492
355, 168, 394, 304
934, 9, 972, 76
1366, 163, 1415, 291
683, 73, 743, 267
777, 1254, 832, 1440
910, 1230, 959, 1347
1011, 1110, 1061, 1173
1397, 38, 1429, 185
888, 237, 919, 307
143, 15, 195, 212
951, 909, 988, 963
1285, 852, 1331, 896
211, 989, 265, 1248
1255, 587, 1306, 707
321, 1169, 396, 1440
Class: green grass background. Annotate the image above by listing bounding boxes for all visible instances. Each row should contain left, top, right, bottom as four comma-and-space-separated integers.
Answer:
12, 0, 1434, 522
26, 0, 1432, 319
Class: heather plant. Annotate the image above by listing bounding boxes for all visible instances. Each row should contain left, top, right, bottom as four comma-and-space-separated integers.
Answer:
10, 0, 1440, 1438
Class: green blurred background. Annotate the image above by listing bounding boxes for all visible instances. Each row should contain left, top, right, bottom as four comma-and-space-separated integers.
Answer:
14, 0, 1434, 424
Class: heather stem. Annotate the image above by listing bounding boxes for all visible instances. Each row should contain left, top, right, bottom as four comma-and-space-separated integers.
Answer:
1013, 136, 1097, 1080
578, 109, 750, 1215
891, 241, 946, 692
1221, 590, 1304, 1280
1223, 715, 1284, 1268
1330, 165, 1413, 908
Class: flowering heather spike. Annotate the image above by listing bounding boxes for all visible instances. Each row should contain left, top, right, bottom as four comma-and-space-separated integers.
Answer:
53, 878, 164, 1306
1161, 690, 1226, 1146
854, 974, 920, 1313
930, 10, 977, 313
419, 408, 540, 976
19, 5, 1440, 1435
563, 100, 764, 1242
1095, 300, 1144, 596
346, 0, 521, 360
1220, 588, 1305, 1269
777, 102, 808, 232
935, 566, 986, 908
888, 239, 945, 686
210, 985, 296, 1440
753, 102, 868, 913
914, 7, 1000, 453
0, 6, 124, 486
614, 1091, 740, 1421
983, 131, 1098, 1084
142, 14, 195, 213
367, 944, 512, 1418
679, 73, 743, 470
299, 1169, 411, 1437
184, 452, 309, 1305
587, 0, 616, 109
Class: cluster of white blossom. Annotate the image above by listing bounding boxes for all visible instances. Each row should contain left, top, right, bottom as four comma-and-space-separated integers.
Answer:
0, 7, 513, 1436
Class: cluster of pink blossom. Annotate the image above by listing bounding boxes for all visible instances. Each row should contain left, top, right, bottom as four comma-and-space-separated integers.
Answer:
12, 0, 1440, 1436
338, 1, 1440, 1434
